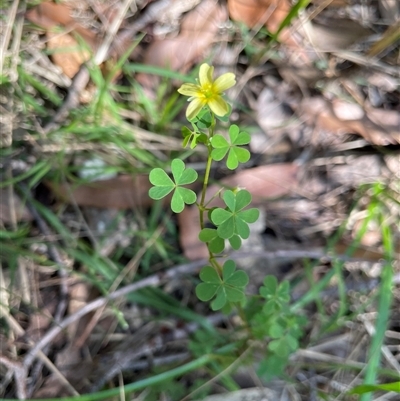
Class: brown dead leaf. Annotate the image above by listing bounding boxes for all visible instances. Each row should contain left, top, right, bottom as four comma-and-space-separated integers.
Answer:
227, 0, 318, 68
46, 32, 91, 78
227, 0, 290, 33
178, 163, 299, 260
46, 175, 154, 209
137, 0, 227, 87
303, 19, 371, 52
26, 1, 97, 77
26, 2, 98, 47
299, 97, 400, 145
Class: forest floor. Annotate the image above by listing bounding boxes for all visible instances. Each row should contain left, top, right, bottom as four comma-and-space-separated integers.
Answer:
1, 0, 400, 400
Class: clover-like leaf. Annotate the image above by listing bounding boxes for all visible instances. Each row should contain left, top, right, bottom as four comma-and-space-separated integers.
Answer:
199, 228, 225, 253
195, 260, 248, 310
260, 276, 290, 312
229, 235, 241, 250
257, 354, 288, 382
210, 125, 250, 169
210, 189, 259, 239
268, 338, 291, 358
149, 159, 198, 213
268, 321, 284, 338
268, 334, 298, 357
223, 260, 249, 287
148, 169, 174, 199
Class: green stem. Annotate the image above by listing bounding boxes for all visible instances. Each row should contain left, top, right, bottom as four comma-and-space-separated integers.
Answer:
199, 112, 215, 211
198, 112, 223, 273
199, 153, 213, 230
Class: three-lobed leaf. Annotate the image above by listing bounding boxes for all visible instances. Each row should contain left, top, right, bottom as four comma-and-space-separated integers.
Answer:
211, 125, 250, 169
260, 276, 291, 312
211, 189, 259, 239
199, 228, 225, 253
199, 229, 242, 253
196, 260, 249, 310
149, 159, 198, 213
148, 169, 174, 199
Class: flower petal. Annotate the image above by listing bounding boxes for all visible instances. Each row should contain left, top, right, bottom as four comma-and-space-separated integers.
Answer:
199, 63, 213, 87
186, 98, 204, 120
178, 83, 201, 97
208, 96, 229, 117
214, 73, 236, 92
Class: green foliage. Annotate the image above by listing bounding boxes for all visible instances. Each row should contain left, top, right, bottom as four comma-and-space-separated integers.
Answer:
211, 125, 250, 169
349, 382, 400, 395
196, 260, 249, 310
244, 275, 308, 380
193, 108, 212, 129
146, 64, 311, 386
211, 189, 259, 239
182, 126, 207, 149
189, 330, 223, 356
144, 374, 186, 401
260, 276, 291, 312
198, 228, 242, 253
257, 354, 288, 382
198, 228, 225, 253
149, 158, 198, 213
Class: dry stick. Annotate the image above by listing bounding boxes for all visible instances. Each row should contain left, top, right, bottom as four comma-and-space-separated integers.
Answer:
90, 313, 228, 392
19, 187, 72, 397
23, 259, 206, 370
0, 0, 19, 74
43, 0, 137, 134
19, 186, 69, 325
74, 226, 166, 349
0, 265, 21, 394
0, 301, 79, 398
0, 357, 26, 400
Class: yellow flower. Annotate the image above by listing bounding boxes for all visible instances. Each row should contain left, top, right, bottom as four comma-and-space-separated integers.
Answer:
178, 63, 236, 120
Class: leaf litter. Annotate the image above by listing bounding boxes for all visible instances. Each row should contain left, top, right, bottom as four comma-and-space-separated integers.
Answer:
1, 0, 400, 399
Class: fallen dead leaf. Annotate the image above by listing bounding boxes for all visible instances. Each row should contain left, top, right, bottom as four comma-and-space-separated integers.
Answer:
298, 97, 400, 145
25, 2, 98, 48
26, 1, 97, 77
302, 18, 371, 52
46, 175, 154, 209
227, 0, 290, 33
137, 0, 227, 87
46, 31, 91, 78
178, 163, 300, 260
